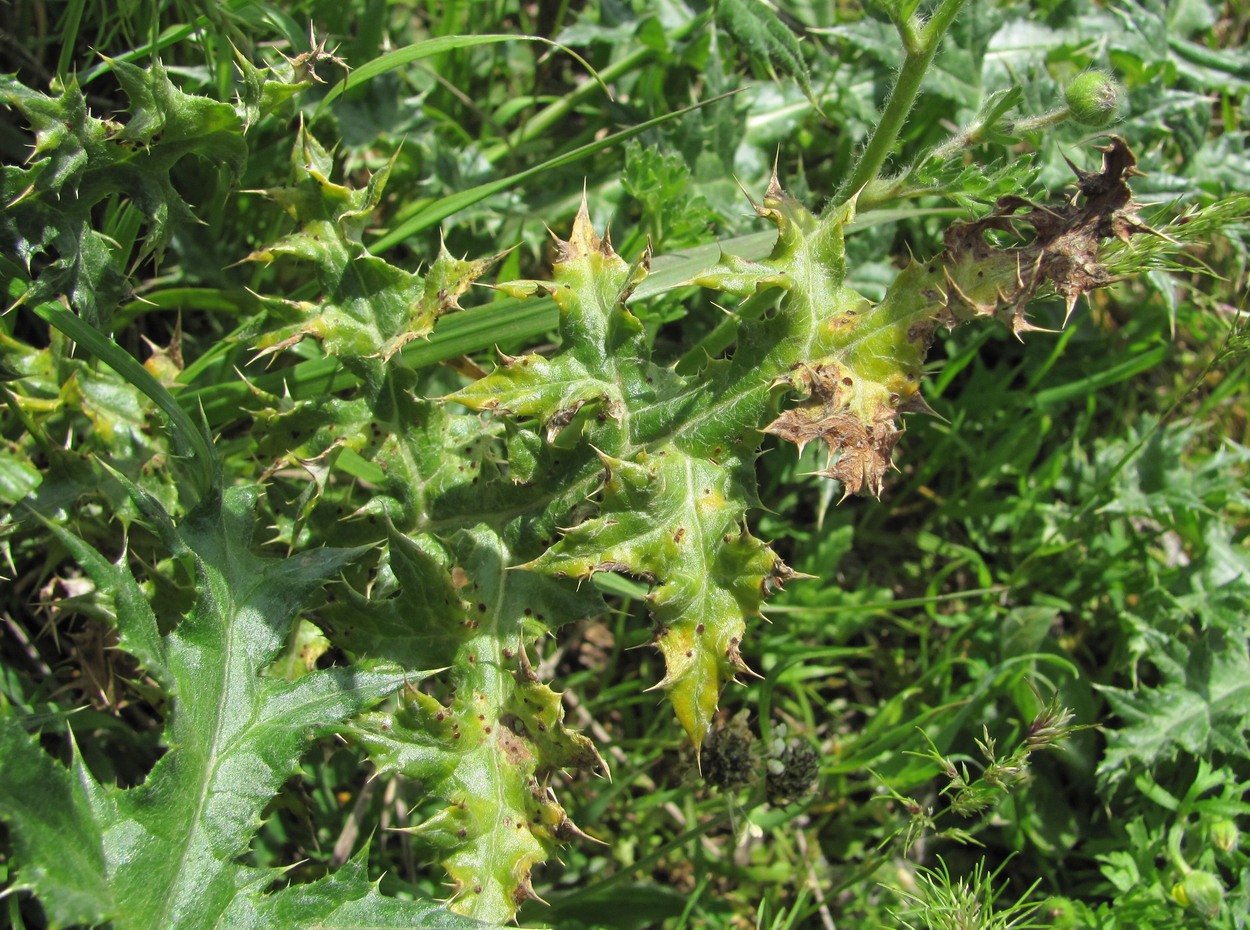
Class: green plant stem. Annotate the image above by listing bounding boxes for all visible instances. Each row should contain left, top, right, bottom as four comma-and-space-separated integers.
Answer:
833, 0, 967, 205
1010, 106, 1073, 136
856, 103, 1072, 209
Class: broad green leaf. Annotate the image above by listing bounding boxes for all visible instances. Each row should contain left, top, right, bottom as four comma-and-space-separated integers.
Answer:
0, 715, 113, 929
0, 483, 422, 930
1097, 628, 1250, 786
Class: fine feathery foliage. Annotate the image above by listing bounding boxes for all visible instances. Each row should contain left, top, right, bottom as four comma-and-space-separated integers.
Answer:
2, 1, 1248, 927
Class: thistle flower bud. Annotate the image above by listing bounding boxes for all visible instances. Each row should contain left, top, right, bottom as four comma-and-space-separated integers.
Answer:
1207, 817, 1241, 854
1065, 71, 1124, 128
1172, 870, 1224, 919
1039, 895, 1079, 930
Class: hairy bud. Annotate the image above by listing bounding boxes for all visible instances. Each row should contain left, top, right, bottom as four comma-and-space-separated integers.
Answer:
1065, 71, 1124, 127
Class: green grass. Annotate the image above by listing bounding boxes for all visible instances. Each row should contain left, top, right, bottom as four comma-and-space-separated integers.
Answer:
2, 1, 1248, 928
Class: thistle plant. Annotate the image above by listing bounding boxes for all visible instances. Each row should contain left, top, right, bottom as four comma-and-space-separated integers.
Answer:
2, 1, 1247, 928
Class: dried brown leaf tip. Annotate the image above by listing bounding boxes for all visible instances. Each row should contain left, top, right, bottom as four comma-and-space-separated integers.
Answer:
763, 362, 902, 498
557, 193, 618, 264
942, 137, 1150, 335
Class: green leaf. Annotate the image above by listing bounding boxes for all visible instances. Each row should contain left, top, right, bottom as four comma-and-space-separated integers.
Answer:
0, 483, 421, 930
248, 126, 503, 380
369, 93, 742, 252
446, 203, 653, 440
0, 714, 114, 929
318, 33, 606, 112
1097, 628, 1250, 786
1, 63, 245, 328
715, 0, 816, 107
346, 525, 605, 924
233, 848, 490, 928
526, 446, 790, 745
26, 299, 216, 494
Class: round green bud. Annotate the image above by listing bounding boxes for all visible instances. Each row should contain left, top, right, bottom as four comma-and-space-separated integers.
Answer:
1206, 817, 1241, 853
1065, 71, 1124, 128
1039, 895, 1079, 929
1172, 870, 1225, 919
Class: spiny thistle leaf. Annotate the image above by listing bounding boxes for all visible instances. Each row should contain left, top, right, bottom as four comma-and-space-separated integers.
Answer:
464, 139, 1150, 759
0, 325, 177, 520
449, 200, 798, 750
342, 525, 604, 924
447, 199, 654, 438
700, 140, 1150, 496
0, 480, 442, 930
525, 446, 794, 744
249, 127, 504, 374
935, 137, 1150, 332
0, 63, 246, 328
231, 846, 487, 929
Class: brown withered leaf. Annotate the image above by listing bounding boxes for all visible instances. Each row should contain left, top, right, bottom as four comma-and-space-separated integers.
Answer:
943, 135, 1150, 334
763, 362, 902, 498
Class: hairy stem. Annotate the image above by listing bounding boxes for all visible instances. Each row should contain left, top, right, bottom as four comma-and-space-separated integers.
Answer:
833, 0, 967, 204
